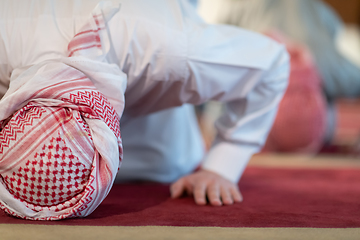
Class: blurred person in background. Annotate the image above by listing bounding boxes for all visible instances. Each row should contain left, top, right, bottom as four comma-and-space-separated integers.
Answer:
198, 0, 360, 154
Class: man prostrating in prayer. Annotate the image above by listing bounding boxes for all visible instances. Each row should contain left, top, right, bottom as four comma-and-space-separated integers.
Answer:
0, 0, 289, 220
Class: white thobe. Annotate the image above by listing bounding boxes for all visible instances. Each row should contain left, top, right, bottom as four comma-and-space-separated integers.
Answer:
0, 0, 289, 183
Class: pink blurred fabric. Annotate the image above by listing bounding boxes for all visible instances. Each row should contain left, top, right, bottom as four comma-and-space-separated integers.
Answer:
263, 33, 327, 153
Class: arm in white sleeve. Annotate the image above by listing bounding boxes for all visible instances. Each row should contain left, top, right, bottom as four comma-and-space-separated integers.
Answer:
199, 43, 289, 183
181, 19, 289, 183
108, 0, 289, 183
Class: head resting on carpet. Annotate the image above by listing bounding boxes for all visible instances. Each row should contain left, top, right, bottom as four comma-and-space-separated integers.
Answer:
0, 2, 127, 220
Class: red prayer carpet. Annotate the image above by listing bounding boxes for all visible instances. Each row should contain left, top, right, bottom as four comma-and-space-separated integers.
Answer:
1, 166, 360, 227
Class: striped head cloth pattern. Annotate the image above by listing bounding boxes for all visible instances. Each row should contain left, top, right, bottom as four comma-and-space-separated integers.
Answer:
0, 2, 127, 220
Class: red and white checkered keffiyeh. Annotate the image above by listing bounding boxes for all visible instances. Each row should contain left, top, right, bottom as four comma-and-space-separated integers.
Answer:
0, 2, 127, 220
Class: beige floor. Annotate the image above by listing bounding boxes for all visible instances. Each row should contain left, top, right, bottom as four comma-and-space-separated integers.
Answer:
249, 153, 360, 169
1, 224, 360, 240
1, 154, 360, 240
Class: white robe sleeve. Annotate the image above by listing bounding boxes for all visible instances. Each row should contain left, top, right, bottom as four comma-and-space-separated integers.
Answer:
108, 0, 289, 183
184, 22, 289, 183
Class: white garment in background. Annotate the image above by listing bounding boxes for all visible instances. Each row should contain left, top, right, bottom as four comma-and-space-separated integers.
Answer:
0, 0, 289, 183
202, 0, 360, 99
